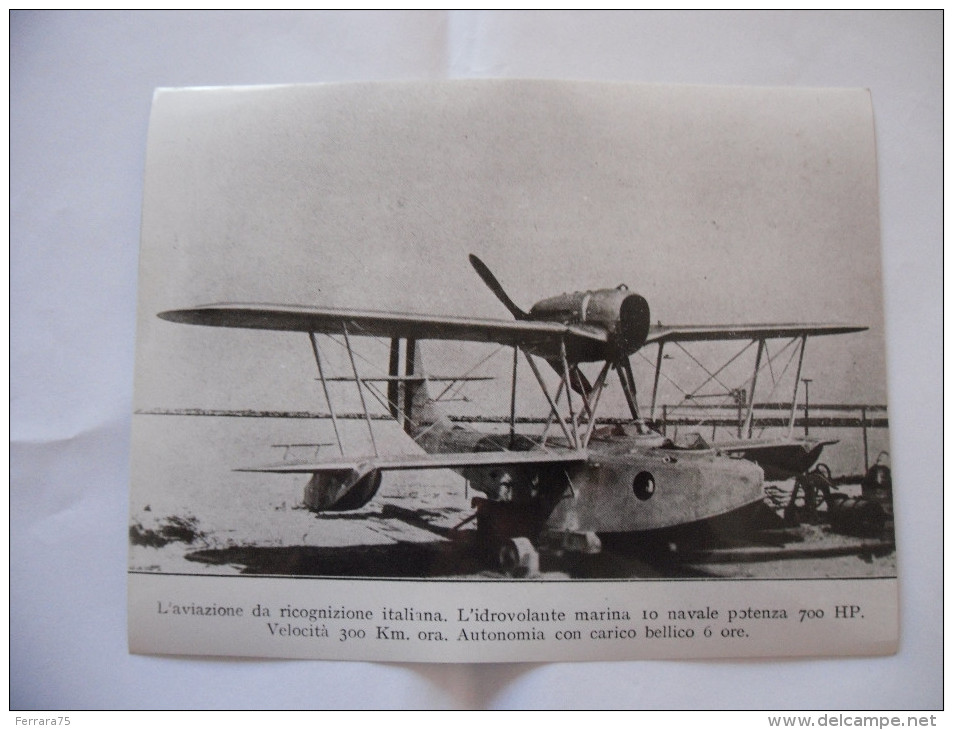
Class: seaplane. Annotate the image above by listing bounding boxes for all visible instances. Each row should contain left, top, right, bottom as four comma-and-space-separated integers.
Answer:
158, 255, 865, 575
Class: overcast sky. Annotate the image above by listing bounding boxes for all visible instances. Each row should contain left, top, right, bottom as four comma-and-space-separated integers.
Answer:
135, 81, 886, 415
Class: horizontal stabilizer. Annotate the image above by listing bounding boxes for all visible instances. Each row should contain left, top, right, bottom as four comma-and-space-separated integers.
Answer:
715, 437, 838, 480
716, 437, 839, 452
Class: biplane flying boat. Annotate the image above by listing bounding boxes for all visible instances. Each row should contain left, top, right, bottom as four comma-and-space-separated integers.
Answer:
159, 255, 865, 575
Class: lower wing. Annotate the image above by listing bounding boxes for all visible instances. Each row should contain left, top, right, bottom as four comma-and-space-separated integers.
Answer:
237, 448, 588, 512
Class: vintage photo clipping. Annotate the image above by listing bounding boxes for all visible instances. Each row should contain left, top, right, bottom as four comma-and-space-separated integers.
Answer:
128, 81, 898, 662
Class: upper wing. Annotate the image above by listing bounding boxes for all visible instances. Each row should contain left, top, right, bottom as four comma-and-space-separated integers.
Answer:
159, 303, 607, 352
645, 323, 866, 345
238, 448, 588, 474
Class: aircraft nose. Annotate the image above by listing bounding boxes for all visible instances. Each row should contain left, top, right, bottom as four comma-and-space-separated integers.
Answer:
619, 294, 651, 353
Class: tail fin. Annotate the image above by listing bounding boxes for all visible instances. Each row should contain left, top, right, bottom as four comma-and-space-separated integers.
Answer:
387, 338, 452, 446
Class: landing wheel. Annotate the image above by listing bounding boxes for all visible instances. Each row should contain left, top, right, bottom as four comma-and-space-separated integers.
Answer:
497, 537, 539, 578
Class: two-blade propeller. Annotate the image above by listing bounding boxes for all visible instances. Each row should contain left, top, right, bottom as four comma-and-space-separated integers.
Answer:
469, 254, 593, 396
468, 254, 530, 321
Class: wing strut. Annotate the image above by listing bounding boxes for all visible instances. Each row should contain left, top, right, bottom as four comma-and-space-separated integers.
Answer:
742, 338, 766, 438
538, 359, 611, 448
787, 336, 808, 435
522, 350, 575, 446
402, 337, 417, 433
387, 337, 400, 420
309, 332, 345, 456
342, 322, 378, 456
508, 346, 519, 448
558, 338, 581, 449
538, 378, 565, 446
581, 360, 613, 448
649, 342, 665, 421
617, 357, 641, 420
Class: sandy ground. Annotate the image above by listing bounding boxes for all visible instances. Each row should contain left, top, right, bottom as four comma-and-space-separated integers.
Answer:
128, 415, 896, 580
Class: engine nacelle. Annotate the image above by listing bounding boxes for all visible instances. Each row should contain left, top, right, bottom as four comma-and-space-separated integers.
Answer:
530, 285, 650, 358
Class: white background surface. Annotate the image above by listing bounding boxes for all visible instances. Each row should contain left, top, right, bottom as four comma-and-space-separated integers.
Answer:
10, 10, 941, 709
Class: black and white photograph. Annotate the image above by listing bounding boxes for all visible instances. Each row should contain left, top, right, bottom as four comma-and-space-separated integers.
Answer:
13, 9, 938, 708
131, 81, 894, 581
126, 80, 898, 662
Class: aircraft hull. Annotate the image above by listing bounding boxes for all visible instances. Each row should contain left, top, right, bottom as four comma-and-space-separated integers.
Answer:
547, 447, 764, 534
419, 409, 765, 535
